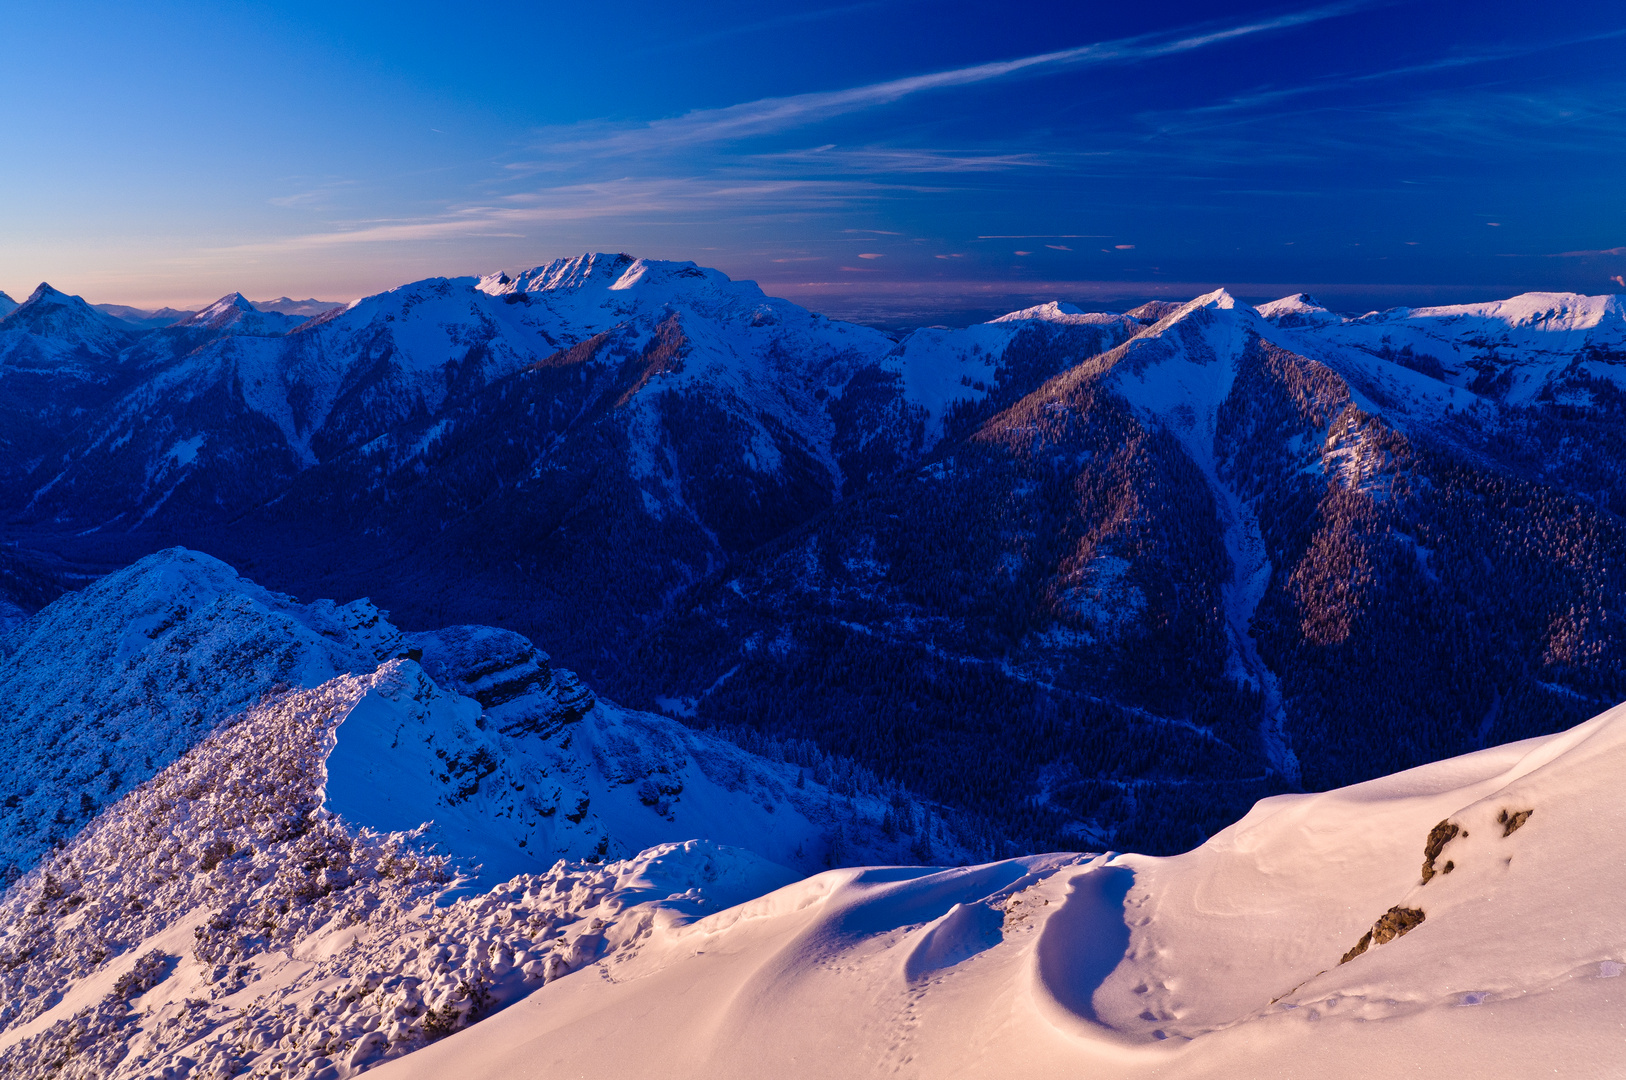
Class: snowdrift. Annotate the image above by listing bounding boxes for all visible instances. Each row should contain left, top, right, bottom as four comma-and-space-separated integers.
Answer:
377, 697, 1626, 1080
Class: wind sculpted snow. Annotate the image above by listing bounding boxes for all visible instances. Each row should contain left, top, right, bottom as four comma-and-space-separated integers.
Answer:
373, 694, 1626, 1080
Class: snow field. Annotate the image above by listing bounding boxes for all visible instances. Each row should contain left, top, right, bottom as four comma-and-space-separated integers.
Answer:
375, 694, 1626, 1080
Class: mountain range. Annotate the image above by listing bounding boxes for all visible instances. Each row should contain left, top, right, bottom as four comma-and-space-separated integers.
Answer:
3, 256, 1626, 1077
0, 544, 1617, 1079
3, 259, 1625, 855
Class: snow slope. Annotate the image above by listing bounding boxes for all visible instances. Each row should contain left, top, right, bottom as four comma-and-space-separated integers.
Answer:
376, 696, 1626, 1080
0, 547, 405, 877
0, 547, 958, 883
0, 284, 133, 359
1260, 289, 1626, 409
0, 548, 982, 1078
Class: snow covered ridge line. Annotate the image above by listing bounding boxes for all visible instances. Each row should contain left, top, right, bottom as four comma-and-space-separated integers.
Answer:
0, 664, 794, 1079
0, 546, 994, 1077
0, 547, 980, 886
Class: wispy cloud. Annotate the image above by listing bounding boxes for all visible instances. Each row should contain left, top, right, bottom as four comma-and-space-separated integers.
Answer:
527, 1, 1372, 160
267, 178, 357, 210
1142, 26, 1626, 134
748, 145, 1051, 173
1553, 246, 1626, 257
225, 2, 1386, 260
219, 178, 919, 254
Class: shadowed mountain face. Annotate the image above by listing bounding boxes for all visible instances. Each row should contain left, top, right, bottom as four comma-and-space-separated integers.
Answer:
3, 259, 1626, 851
617, 289, 1626, 850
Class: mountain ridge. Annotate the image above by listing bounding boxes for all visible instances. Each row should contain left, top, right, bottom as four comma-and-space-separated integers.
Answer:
4, 255, 1626, 854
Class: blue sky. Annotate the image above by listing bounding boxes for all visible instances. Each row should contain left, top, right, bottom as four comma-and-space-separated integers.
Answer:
1, 0, 1623, 317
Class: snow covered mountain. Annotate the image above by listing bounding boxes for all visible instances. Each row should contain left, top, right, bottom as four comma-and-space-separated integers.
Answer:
92, 303, 199, 329
1263, 290, 1626, 407
4, 254, 1134, 676
0, 546, 980, 1078
4, 256, 1626, 856
625, 284, 1626, 851
0, 292, 16, 319
0, 284, 135, 357
7, 547, 1619, 1080
0, 285, 144, 495
253, 296, 346, 317
371, 689, 1626, 1080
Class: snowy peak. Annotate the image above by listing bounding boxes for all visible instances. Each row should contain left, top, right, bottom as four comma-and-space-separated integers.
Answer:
1256, 292, 1341, 327
1115, 287, 1262, 356
177, 292, 302, 335
0, 281, 131, 348
991, 300, 1134, 328
1102, 287, 1279, 452
0, 291, 15, 319
1282, 288, 1626, 408
1177, 286, 1239, 316
481, 252, 767, 314
481, 251, 637, 295
181, 291, 253, 321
